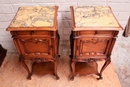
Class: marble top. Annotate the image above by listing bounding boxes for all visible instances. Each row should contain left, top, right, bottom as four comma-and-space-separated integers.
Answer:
73, 6, 120, 28
9, 6, 56, 28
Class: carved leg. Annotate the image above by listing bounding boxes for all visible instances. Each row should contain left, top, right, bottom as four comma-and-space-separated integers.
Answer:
69, 32, 73, 59
19, 55, 32, 80
57, 34, 60, 58
70, 61, 75, 81
54, 60, 60, 80
97, 57, 111, 80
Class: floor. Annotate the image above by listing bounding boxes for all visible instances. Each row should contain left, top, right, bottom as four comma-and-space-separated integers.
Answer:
111, 31, 130, 87
0, 53, 121, 87
0, 31, 130, 87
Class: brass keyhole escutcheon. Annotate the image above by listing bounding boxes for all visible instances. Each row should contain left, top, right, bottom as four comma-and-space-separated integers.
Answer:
30, 31, 34, 35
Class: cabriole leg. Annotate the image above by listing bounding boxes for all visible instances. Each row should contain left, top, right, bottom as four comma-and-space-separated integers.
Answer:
54, 59, 60, 80
19, 55, 32, 80
97, 57, 111, 80
70, 61, 75, 81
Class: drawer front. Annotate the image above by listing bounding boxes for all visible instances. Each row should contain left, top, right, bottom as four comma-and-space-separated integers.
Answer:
13, 31, 52, 36
78, 30, 114, 36
76, 37, 112, 58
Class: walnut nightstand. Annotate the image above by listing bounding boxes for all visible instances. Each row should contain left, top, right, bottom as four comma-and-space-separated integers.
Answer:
7, 6, 60, 80
70, 6, 123, 80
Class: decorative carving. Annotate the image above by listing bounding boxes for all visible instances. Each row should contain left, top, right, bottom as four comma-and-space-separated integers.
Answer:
91, 38, 99, 44
32, 58, 46, 63
81, 58, 96, 62
82, 38, 104, 44
20, 38, 49, 44
19, 55, 24, 62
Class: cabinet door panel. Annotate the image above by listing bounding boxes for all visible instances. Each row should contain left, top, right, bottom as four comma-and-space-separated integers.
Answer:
18, 38, 52, 55
76, 37, 111, 56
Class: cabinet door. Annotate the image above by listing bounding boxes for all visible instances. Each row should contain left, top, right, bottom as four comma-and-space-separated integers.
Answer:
76, 37, 112, 57
17, 38, 52, 59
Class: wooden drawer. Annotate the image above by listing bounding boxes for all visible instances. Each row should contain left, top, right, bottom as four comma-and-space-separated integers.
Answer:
78, 30, 114, 36
12, 31, 52, 36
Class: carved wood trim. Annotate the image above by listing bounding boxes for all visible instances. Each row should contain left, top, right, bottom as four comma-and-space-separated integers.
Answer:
19, 55, 24, 62
31, 58, 54, 63
82, 58, 97, 62
20, 38, 49, 44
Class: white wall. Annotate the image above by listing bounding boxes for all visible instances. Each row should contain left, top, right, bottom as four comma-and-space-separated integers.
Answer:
0, 0, 130, 53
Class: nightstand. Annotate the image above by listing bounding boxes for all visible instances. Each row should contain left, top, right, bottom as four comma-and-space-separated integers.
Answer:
70, 6, 123, 80
7, 6, 60, 80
